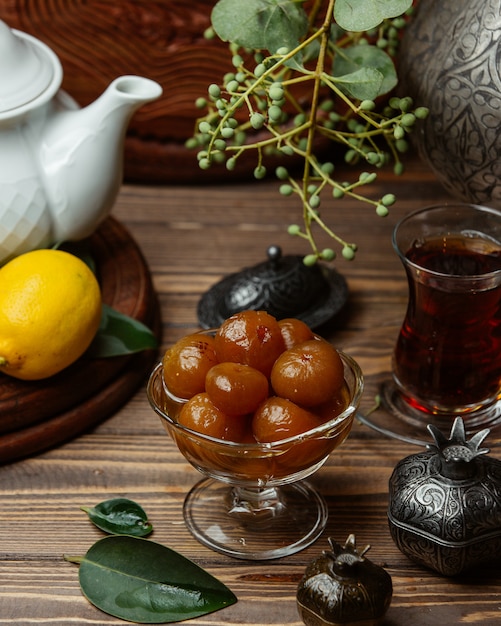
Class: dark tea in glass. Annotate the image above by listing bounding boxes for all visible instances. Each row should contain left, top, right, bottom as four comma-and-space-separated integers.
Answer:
388, 204, 501, 426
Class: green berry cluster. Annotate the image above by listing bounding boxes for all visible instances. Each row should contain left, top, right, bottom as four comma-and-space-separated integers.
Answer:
188, 1, 427, 264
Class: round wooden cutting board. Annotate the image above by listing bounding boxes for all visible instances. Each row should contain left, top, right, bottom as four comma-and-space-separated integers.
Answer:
0, 217, 161, 464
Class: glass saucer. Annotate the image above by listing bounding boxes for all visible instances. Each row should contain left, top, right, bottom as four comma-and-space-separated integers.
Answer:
357, 380, 501, 450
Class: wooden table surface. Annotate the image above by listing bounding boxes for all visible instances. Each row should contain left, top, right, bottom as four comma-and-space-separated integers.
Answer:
1, 154, 500, 625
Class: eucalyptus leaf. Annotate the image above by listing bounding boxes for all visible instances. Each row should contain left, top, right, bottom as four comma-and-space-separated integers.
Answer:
332, 45, 397, 97
332, 67, 384, 101
81, 498, 153, 537
65, 536, 237, 623
212, 0, 308, 53
334, 0, 412, 32
89, 304, 158, 358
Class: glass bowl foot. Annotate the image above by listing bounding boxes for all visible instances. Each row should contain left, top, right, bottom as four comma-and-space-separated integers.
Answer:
183, 478, 328, 560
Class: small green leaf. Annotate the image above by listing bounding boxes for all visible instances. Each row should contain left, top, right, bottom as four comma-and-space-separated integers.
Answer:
211, 0, 308, 54
66, 536, 237, 623
89, 304, 158, 358
81, 498, 153, 537
334, 0, 412, 32
332, 66, 384, 101
332, 45, 397, 97
53, 243, 157, 358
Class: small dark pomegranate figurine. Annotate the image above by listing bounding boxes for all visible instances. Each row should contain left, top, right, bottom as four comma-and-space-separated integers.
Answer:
388, 417, 501, 576
296, 534, 392, 626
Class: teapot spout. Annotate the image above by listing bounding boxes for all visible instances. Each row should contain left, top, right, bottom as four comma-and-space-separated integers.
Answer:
40, 75, 162, 243
107, 75, 163, 112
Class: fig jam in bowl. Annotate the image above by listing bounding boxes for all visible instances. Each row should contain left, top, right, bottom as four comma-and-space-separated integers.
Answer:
147, 312, 363, 560
149, 351, 361, 485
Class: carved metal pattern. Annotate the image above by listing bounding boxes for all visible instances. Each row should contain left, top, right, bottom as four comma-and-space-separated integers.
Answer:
197, 246, 348, 329
398, 0, 501, 207
388, 419, 501, 575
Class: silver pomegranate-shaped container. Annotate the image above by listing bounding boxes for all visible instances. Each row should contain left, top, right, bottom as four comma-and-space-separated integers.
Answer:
388, 417, 501, 576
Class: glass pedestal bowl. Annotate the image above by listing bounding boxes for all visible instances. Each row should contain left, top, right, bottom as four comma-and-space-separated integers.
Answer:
147, 349, 363, 560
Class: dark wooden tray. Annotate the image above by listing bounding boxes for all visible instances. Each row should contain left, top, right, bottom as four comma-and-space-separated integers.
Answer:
0, 217, 161, 464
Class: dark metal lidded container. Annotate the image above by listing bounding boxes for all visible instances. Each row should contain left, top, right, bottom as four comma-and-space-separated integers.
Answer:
197, 246, 348, 330
296, 535, 392, 626
388, 417, 501, 576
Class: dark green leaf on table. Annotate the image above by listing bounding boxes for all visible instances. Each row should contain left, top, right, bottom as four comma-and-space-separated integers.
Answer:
89, 304, 158, 358
65, 536, 237, 623
81, 498, 153, 537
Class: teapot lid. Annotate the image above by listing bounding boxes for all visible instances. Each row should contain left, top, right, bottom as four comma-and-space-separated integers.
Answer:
0, 21, 61, 114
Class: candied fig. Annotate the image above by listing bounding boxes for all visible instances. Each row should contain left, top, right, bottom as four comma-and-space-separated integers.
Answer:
252, 396, 322, 442
206, 362, 269, 416
279, 318, 315, 349
163, 334, 218, 399
178, 393, 248, 442
271, 339, 344, 407
214, 310, 285, 377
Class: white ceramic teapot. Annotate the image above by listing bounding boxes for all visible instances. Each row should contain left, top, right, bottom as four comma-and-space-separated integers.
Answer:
0, 20, 162, 265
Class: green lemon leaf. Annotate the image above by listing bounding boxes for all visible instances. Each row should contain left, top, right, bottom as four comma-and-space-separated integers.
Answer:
54, 240, 97, 273
89, 304, 158, 358
334, 0, 412, 32
211, 0, 308, 53
65, 536, 237, 623
81, 498, 153, 537
332, 45, 397, 98
54, 241, 157, 358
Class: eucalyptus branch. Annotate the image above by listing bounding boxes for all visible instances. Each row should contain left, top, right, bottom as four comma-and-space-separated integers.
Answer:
189, 0, 427, 264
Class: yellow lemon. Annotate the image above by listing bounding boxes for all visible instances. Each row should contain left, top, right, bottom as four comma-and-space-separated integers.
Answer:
0, 249, 102, 380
